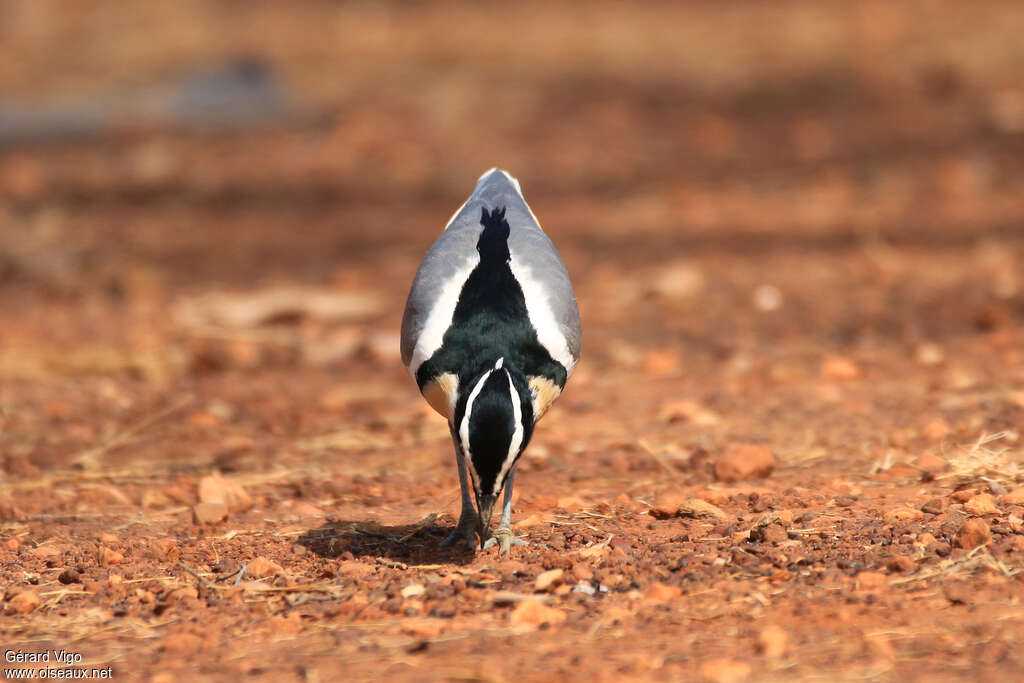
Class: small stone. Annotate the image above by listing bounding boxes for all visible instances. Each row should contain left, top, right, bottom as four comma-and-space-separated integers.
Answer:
956, 518, 992, 549
757, 625, 789, 657
950, 489, 975, 503
58, 569, 81, 585
749, 523, 787, 543
964, 494, 1000, 516
198, 474, 253, 512
401, 618, 445, 638
649, 492, 686, 520
643, 582, 682, 602
677, 498, 729, 520
151, 538, 180, 562
193, 502, 228, 524
6, 590, 41, 614
914, 453, 949, 473
292, 502, 324, 517
699, 658, 751, 683
856, 571, 888, 591
4, 538, 19, 551
888, 508, 925, 522
509, 599, 566, 628
401, 583, 426, 599
159, 633, 201, 655
165, 586, 199, 602
714, 444, 777, 483
921, 420, 950, 442
921, 498, 945, 515
821, 356, 860, 380
915, 343, 945, 366
245, 556, 284, 579
98, 533, 119, 545
98, 547, 124, 566
535, 568, 564, 592
886, 556, 916, 573
1001, 488, 1024, 505
753, 284, 783, 312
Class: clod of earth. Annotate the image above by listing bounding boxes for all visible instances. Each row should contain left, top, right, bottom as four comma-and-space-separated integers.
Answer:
714, 444, 777, 482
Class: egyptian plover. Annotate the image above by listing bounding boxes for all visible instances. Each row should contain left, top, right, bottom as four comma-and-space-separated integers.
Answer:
401, 168, 581, 553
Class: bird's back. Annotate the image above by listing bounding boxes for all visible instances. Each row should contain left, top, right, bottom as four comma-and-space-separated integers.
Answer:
401, 169, 581, 419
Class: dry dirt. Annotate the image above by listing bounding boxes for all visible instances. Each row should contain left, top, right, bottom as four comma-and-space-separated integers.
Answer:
2, 2, 1024, 681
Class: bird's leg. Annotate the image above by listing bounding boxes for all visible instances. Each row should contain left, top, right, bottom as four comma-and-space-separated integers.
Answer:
483, 468, 529, 554
439, 438, 480, 550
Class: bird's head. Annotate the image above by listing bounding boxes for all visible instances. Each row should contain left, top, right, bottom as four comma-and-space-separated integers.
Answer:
453, 357, 535, 546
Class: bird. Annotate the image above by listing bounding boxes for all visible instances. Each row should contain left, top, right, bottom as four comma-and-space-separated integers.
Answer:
400, 168, 581, 554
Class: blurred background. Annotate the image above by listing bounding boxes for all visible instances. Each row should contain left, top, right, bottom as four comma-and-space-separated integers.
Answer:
2, 0, 1024, 500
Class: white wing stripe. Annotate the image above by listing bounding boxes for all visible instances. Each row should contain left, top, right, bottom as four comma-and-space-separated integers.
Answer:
508, 255, 575, 373
408, 253, 480, 377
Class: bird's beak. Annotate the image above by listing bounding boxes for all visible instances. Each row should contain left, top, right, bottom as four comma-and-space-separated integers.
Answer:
476, 493, 498, 547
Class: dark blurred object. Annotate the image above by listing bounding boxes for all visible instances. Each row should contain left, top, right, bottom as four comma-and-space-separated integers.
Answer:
0, 57, 290, 146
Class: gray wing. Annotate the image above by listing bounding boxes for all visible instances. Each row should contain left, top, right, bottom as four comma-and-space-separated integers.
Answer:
400, 168, 581, 373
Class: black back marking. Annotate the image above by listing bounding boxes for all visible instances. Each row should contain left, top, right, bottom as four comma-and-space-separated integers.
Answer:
416, 205, 567, 396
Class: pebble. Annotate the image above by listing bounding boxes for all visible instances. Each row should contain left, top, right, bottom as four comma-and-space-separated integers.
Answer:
950, 489, 975, 503
198, 474, 253, 512
921, 498, 945, 515
58, 569, 81, 584
5, 590, 41, 614
956, 518, 992, 549
642, 582, 682, 603
964, 494, 1000, 516
508, 599, 566, 628
757, 625, 789, 657
245, 557, 284, 579
888, 508, 925, 522
151, 538, 180, 562
193, 502, 228, 524
535, 568, 564, 592
914, 453, 949, 473
401, 618, 445, 638
714, 444, 777, 483
677, 498, 729, 520
649, 492, 686, 519
699, 658, 751, 683
1002, 488, 1024, 505
98, 547, 124, 566
886, 556, 916, 573
820, 356, 860, 380
921, 420, 950, 442
401, 583, 426, 599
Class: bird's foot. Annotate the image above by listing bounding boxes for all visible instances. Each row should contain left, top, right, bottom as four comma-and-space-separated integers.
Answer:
482, 524, 529, 555
439, 510, 480, 550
